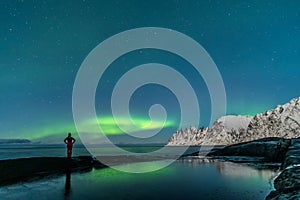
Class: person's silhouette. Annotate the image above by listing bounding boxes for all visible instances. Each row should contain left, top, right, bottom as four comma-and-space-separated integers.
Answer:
64, 133, 76, 158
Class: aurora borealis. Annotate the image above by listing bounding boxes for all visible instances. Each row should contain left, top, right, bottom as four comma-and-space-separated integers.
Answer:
1, 1, 300, 143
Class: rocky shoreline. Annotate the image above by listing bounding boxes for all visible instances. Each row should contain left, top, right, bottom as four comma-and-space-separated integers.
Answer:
266, 138, 300, 199
0, 156, 106, 185
1, 138, 299, 199
0, 155, 173, 186
198, 137, 300, 200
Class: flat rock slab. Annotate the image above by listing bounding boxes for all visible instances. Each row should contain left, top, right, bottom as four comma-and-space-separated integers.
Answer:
0, 156, 106, 185
207, 137, 290, 162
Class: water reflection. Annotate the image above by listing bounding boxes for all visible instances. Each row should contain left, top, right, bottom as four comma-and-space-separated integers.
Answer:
215, 162, 277, 179
0, 157, 275, 200
179, 156, 278, 179
64, 170, 71, 197
178, 156, 217, 167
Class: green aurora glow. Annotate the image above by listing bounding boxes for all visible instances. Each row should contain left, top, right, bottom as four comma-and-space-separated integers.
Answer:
1, 1, 300, 143
20, 115, 176, 140
94, 116, 175, 135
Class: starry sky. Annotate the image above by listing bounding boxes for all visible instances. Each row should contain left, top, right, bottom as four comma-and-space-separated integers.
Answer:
1, 0, 300, 143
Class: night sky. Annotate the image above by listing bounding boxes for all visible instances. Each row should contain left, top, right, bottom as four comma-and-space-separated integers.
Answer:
1, 0, 300, 143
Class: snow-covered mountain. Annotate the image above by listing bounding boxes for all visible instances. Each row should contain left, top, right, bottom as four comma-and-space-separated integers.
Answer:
167, 115, 252, 146
246, 97, 300, 141
167, 97, 300, 146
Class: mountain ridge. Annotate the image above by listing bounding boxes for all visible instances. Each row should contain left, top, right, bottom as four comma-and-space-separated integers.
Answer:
167, 97, 300, 146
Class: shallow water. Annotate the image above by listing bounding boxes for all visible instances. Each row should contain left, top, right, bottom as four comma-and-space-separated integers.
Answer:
0, 157, 277, 200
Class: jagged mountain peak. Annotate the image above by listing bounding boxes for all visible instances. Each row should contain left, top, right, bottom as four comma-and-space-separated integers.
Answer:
247, 97, 300, 141
214, 115, 253, 131
167, 97, 300, 146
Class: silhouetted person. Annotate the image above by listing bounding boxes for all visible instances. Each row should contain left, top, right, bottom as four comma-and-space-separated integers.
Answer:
64, 133, 76, 158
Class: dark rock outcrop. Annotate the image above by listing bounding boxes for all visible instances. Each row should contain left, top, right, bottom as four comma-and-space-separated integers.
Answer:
266, 138, 300, 199
0, 156, 106, 185
207, 137, 290, 162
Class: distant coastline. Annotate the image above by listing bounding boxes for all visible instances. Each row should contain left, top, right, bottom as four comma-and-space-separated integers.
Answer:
0, 139, 31, 144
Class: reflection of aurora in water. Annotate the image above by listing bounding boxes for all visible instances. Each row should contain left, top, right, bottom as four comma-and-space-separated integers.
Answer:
0, 157, 276, 200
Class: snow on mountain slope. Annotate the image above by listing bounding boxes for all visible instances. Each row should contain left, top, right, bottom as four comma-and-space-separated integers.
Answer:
167, 97, 300, 146
216, 115, 253, 132
246, 97, 300, 141
167, 115, 253, 146
202, 115, 253, 145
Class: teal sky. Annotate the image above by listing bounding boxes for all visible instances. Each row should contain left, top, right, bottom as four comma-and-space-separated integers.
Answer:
0, 0, 300, 143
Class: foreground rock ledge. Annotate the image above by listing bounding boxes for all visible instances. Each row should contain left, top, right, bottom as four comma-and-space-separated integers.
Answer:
207, 137, 291, 163
0, 156, 106, 185
265, 138, 300, 200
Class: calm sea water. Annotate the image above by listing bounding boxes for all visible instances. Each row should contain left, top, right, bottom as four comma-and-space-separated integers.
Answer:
0, 146, 277, 200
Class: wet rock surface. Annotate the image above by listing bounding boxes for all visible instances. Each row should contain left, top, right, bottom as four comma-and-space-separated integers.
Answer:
0, 156, 106, 185
266, 138, 300, 200
207, 137, 291, 163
